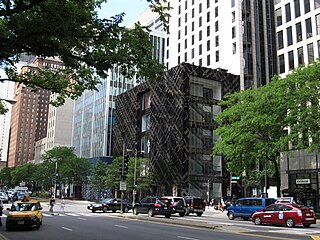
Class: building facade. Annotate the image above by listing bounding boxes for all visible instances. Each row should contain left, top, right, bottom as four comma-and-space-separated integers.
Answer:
113, 63, 239, 198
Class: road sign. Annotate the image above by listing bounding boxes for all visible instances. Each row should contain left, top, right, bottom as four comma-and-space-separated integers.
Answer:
120, 181, 126, 191
231, 176, 240, 180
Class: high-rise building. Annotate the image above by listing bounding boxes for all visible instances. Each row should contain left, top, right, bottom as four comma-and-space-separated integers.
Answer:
72, 8, 165, 158
165, 0, 277, 90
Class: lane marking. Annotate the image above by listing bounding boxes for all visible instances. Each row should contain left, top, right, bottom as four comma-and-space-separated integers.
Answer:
177, 236, 199, 240
78, 217, 86, 220
114, 224, 128, 229
62, 227, 73, 231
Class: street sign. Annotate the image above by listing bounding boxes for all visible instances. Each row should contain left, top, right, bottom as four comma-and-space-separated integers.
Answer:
120, 181, 126, 191
231, 176, 240, 180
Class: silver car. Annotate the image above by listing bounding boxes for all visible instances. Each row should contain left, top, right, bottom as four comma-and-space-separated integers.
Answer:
0, 192, 9, 203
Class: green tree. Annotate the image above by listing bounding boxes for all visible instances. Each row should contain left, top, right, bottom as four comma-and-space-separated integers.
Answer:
10, 163, 36, 189
89, 159, 107, 195
105, 157, 122, 196
0, 167, 13, 188
0, 0, 169, 111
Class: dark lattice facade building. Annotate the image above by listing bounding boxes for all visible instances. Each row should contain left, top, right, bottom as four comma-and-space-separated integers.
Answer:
113, 63, 239, 198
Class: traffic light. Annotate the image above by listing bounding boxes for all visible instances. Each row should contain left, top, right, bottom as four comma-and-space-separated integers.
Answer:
118, 162, 123, 179
123, 154, 129, 175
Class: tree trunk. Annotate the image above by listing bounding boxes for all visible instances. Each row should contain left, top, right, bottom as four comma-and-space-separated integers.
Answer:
271, 158, 281, 197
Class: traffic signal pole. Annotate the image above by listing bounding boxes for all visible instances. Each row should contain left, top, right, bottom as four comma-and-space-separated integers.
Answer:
120, 143, 125, 214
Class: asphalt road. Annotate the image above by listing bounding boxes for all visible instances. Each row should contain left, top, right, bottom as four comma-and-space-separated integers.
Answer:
0, 200, 317, 240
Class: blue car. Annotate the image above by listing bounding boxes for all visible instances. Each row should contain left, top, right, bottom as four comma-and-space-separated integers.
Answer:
227, 198, 276, 220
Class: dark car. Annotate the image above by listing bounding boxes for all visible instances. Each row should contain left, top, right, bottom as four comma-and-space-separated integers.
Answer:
133, 196, 173, 218
87, 198, 131, 213
252, 203, 316, 228
161, 196, 186, 217
184, 196, 205, 216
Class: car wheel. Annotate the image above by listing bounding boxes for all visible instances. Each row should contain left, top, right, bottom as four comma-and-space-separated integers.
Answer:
92, 210, 96, 213
228, 212, 235, 220
254, 217, 262, 225
35, 221, 41, 230
124, 207, 129, 213
196, 213, 202, 216
179, 212, 185, 217
148, 209, 154, 217
303, 223, 311, 228
103, 207, 108, 213
285, 218, 295, 228
133, 207, 138, 215
165, 214, 171, 218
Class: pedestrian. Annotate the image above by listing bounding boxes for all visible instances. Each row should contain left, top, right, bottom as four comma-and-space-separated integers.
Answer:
49, 196, 55, 215
210, 198, 215, 207
59, 195, 65, 214
0, 200, 3, 226
218, 200, 223, 212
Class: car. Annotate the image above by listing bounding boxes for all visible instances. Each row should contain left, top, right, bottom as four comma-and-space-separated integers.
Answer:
183, 196, 205, 216
0, 192, 9, 203
161, 196, 186, 217
227, 197, 276, 220
252, 203, 316, 228
87, 198, 131, 213
6, 198, 43, 231
133, 196, 173, 218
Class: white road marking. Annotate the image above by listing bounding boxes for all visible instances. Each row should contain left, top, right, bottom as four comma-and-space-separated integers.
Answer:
78, 217, 86, 220
177, 236, 199, 240
114, 224, 128, 229
62, 227, 73, 231
65, 213, 79, 216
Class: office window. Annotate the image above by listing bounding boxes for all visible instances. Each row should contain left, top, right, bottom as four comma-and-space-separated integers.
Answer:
231, 0, 235, 7
305, 0, 310, 13
287, 26, 293, 46
178, 43, 181, 52
306, 18, 313, 38
178, 56, 181, 64
199, 44, 202, 55
192, 0, 194, 4
199, 16, 202, 27
215, 36, 219, 47
178, 5, 181, 14
277, 30, 284, 49
232, 11, 235, 22
199, 30, 202, 41
285, 3, 291, 22
294, 0, 301, 17
199, 3, 202, 13
191, 48, 195, 59
296, 22, 302, 42
178, 17, 181, 27
215, 21, 219, 32
207, 0, 210, 8
207, 26, 210, 36
207, 54, 211, 65
192, 35, 194, 45
297, 47, 304, 65
184, 52, 187, 62
192, 8, 195, 18
279, 54, 285, 73
192, 21, 195, 31
178, 30, 181, 39
185, 13, 188, 22
166, 49, 169, 59
184, 26, 187, 35
318, 41, 320, 57
215, 7, 218, 17
207, 39, 211, 51
185, 39, 187, 49
199, 58, 202, 66
215, 51, 219, 62
307, 43, 314, 63
232, 42, 236, 54
288, 51, 294, 70
276, 8, 282, 27
315, 0, 320, 9
232, 27, 236, 38
316, 14, 320, 35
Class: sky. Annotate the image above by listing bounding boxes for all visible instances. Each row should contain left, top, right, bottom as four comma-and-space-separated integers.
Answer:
97, 0, 150, 26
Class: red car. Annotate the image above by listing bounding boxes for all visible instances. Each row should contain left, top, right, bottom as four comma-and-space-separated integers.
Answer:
252, 203, 316, 228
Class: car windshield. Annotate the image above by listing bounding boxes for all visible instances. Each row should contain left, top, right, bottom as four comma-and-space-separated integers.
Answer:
101, 198, 114, 203
11, 202, 38, 211
292, 204, 308, 209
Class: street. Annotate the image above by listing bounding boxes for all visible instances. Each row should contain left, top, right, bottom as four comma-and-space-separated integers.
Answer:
0, 200, 318, 240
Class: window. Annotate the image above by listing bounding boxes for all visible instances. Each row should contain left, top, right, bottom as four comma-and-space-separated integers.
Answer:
207, 0, 210, 8
215, 21, 219, 32
287, 26, 293, 46
199, 30, 202, 41
199, 3, 202, 13
277, 30, 284, 49
232, 11, 235, 22
296, 22, 302, 42
207, 39, 211, 50
305, 0, 310, 13
178, 30, 181, 40
297, 47, 304, 65
232, 27, 236, 38
178, 18, 181, 27
294, 0, 301, 17
288, 51, 294, 70
185, 25, 188, 35
232, 42, 236, 54
178, 56, 181, 64
184, 52, 187, 62
316, 14, 320, 35
306, 18, 313, 38
215, 50, 219, 62
276, 8, 282, 27
207, 54, 211, 65
178, 43, 181, 52
307, 43, 314, 63
215, 36, 219, 47
178, 5, 181, 14
215, 7, 218, 17
199, 17, 202, 27
199, 58, 202, 66
279, 54, 285, 73
315, 0, 320, 9
199, 44, 202, 55
318, 41, 320, 58
191, 48, 195, 59
207, 12, 210, 22
285, 3, 291, 22
192, 35, 194, 45
192, 21, 195, 31
185, 39, 187, 49
231, 0, 235, 7
207, 26, 210, 36
185, 13, 188, 22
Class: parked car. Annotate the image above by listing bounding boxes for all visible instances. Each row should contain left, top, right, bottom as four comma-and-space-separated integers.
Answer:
183, 196, 205, 216
87, 198, 131, 213
133, 196, 173, 218
0, 192, 9, 203
161, 196, 186, 217
252, 203, 316, 228
227, 197, 276, 220
6, 199, 43, 231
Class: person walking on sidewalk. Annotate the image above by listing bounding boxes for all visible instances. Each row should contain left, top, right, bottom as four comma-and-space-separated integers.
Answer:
49, 196, 55, 215
0, 200, 3, 226
59, 195, 65, 214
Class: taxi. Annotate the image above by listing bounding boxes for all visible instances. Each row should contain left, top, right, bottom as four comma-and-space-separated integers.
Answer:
252, 203, 316, 228
6, 196, 43, 231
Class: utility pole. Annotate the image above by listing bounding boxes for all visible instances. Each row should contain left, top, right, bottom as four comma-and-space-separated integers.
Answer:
133, 149, 137, 206
54, 162, 58, 199
120, 143, 125, 214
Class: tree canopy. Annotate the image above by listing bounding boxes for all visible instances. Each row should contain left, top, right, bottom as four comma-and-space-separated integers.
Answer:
0, 0, 169, 109
212, 61, 320, 195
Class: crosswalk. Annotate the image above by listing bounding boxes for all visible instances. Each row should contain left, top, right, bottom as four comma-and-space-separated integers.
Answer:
1, 212, 102, 218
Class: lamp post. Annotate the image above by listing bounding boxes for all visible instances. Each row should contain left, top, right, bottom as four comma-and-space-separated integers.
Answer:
133, 149, 137, 206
